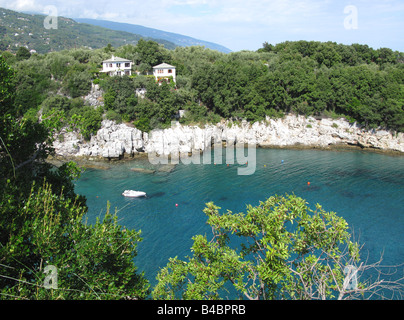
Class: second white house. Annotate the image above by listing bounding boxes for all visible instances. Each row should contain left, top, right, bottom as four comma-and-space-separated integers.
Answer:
153, 62, 176, 83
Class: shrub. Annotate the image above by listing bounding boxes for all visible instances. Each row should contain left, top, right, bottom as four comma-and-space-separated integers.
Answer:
134, 117, 151, 132
105, 109, 122, 123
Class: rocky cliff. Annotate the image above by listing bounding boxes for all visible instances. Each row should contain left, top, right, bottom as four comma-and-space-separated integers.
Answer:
52, 114, 404, 160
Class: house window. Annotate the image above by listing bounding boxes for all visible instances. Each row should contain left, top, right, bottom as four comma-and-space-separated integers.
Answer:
116, 63, 121, 67
158, 69, 164, 74
168, 69, 172, 74
117, 71, 121, 76
109, 63, 112, 67
125, 63, 130, 68
125, 71, 130, 75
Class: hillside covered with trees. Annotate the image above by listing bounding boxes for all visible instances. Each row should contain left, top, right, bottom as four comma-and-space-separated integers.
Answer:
2, 39, 403, 137
0, 7, 176, 54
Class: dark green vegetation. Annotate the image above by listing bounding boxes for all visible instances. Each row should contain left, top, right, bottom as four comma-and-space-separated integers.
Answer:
2, 38, 403, 136
0, 7, 176, 54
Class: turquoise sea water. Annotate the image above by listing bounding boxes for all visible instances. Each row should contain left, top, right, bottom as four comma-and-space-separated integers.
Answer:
74, 148, 404, 295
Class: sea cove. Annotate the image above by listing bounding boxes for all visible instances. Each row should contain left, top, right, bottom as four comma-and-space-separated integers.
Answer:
74, 147, 404, 293
2, 7, 404, 301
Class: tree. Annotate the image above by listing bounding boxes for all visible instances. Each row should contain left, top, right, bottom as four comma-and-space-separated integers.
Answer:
104, 43, 115, 53
1, 55, 53, 192
0, 54, 14, 112
62, 68, 92, 98
44, 51, 75, 80
41, 95, 72, 114
16, 46, 31, 61
153, 194, 404, 300
100, 76, 140, 120
0, 182, 149, 299
375, 48, 396, 65
11, 57, 54, 116
133, 39, 170, 72
69, 106, 103, 141
259, 42, 274, 53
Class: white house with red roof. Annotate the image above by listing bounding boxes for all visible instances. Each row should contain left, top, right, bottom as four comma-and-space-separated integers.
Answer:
153, 62, 176, 83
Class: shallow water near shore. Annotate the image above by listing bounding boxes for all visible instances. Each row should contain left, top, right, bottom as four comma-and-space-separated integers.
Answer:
74, 148, 404, 297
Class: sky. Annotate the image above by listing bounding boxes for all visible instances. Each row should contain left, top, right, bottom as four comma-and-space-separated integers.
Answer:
1, 0, 404, 52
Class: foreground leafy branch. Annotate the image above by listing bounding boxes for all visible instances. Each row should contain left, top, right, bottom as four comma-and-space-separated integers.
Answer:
0, 182, 149, 300
153, 194, 404, 300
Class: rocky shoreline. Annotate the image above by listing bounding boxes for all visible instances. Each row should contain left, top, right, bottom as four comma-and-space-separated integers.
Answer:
51, 114, 404, 163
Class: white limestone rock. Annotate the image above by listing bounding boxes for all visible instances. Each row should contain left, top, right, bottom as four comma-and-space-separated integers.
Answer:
53, 114, 404, 159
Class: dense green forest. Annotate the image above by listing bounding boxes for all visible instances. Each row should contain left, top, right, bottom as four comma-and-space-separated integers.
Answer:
2, 39, 404, 137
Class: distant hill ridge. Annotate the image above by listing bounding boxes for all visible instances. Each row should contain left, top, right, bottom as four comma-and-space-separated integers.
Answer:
0, 7, 177, 54
75, 18, 232, 53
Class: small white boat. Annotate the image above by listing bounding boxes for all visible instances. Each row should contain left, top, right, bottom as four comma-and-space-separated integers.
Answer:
122, 190, 147, 198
